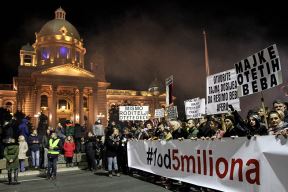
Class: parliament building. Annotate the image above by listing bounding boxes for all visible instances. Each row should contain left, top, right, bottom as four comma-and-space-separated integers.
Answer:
0, 8, 165, 128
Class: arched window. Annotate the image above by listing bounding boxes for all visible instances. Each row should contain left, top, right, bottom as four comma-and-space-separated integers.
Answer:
58, 99, 71, 110
24, 55, 32, 64
41, 95, 48, 107
59, 47, 68, 58
41, 48, 49, 60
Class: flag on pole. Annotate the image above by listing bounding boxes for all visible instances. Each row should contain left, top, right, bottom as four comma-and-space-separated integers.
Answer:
165, 75, 173, 106
203, 30, 210, 77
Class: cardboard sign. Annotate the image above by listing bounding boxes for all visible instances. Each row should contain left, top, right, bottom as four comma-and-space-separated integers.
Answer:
155, 108, 165, 118
235, 44, 282, 97
119, 106, 149, 121
167, 106, 178, 120
184, 98, 205, 119
206, 69, 240, 114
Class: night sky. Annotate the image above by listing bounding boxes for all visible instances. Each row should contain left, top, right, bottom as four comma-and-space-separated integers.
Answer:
0, 0, 287, 117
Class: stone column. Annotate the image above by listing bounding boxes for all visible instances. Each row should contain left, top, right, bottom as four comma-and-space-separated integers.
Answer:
35, 85, 42, 128
73, 88, 78, 123
50, 85, 57, 128
93, 87, 98, 123
79, 87, 84, 125
88, 88, 94, 130
96, 88, 107, 126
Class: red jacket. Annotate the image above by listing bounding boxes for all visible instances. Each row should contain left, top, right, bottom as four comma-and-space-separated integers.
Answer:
63, 142, 75, 157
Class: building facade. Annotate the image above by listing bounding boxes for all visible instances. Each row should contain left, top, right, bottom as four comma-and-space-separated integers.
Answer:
0, 8, 166, 128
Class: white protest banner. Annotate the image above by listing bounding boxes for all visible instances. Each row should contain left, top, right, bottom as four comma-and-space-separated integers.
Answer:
167, 105, 178, 120
128, 136, 288, 192
119, 106, 149, 121
184, 98, 205, 119
154, 108, 165, 118
206, 69, 240, 114
235, 44, 282, 97
166, 75, 173, 106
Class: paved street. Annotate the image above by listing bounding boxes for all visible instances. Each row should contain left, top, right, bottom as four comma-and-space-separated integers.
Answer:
0, 170, 170, 192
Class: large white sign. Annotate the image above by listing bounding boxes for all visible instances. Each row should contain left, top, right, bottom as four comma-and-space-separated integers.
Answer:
184, 98, 205, 119
206, 69, 240, 114
119, 106, 149, 121
235, 44, 282, 97
154, 108, 165, 118
128, 136, 288, 192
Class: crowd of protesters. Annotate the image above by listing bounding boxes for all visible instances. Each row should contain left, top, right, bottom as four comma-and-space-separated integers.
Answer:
0, 99, 287, 190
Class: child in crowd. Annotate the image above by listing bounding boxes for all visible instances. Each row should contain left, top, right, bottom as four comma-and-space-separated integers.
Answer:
18, 135, 28, 172
63, 136, 75, 167
4, 138, 19, 185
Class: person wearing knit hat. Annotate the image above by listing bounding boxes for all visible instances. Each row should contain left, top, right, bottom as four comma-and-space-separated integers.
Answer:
247, 113, 268, 136
223, 115, 237, 138
4, 137, 19, 185
225, 115, 235, 125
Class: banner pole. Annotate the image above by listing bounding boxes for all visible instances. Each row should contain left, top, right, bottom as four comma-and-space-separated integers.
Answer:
260, 92, 269, 128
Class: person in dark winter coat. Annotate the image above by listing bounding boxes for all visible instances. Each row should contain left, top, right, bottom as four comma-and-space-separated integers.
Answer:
247, 113, 268, 136
197, 116, 216, 139
28, 130, 40, 169
74, 123, 85, 153
118, 128, 132, 174
85, 132, 96, 171
41, 128, 51, 169
105, 128, 120, 177
18, 118, 29, 141
2, 118, 18, 142
4, 138, 19, 185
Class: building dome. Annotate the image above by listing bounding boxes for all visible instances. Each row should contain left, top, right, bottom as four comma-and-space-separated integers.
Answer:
38, 7, 80, 40
38, 19, 80, 40
33, 7, 86, 68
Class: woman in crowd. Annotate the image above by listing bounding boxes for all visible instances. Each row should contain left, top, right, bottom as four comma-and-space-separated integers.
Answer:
268, 111, 288, 135
85, 132, 96, 171
18, 135, 28, 172
106, 128, 120, 177
247, 113, 268, 136
28, 129, 40, 169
